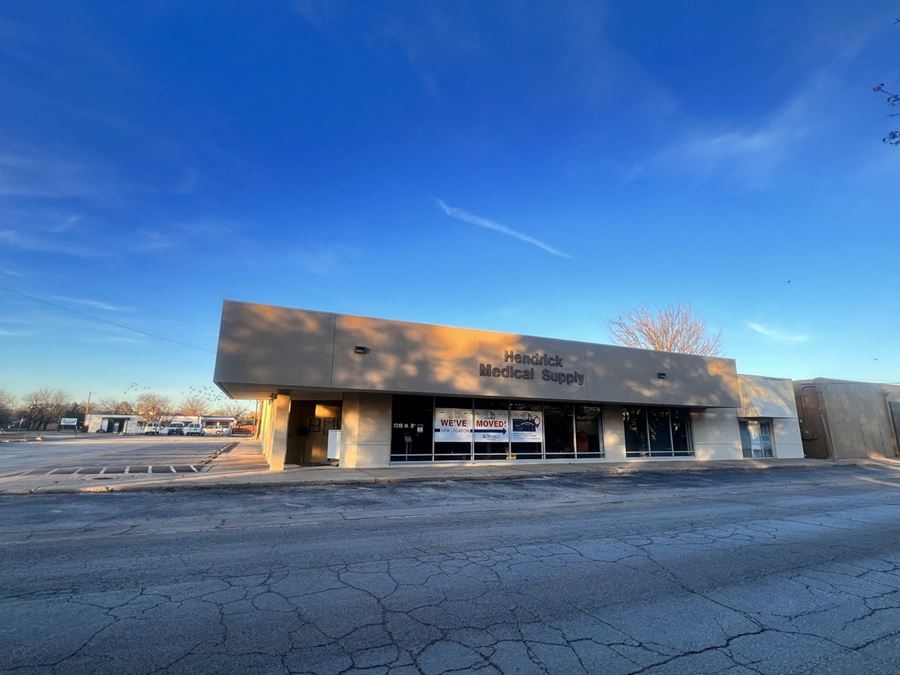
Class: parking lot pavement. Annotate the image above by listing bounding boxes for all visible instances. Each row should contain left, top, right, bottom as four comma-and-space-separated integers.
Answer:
0, 436, 233, 478
3, 465, 900, 674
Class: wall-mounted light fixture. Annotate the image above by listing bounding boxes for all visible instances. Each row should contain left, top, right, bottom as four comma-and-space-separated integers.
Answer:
657, 372, 667, 379
354, 345, 370, 354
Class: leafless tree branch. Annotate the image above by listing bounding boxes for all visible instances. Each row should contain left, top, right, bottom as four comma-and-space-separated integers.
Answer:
608, 303, 723, 356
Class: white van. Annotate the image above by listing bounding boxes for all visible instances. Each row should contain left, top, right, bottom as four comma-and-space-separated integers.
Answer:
184, 423, 203, 436
163, 422, 185, 436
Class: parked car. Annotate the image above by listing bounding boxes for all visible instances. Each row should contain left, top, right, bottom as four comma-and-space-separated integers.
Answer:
184, 423, 203, 436
163, 422, 185, 436
202, 424, 232, 436
143, 424, 161, 435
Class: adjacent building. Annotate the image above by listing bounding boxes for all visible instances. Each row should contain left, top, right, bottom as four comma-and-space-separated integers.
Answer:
794, 379, 900, 460
214, 300, 805, 470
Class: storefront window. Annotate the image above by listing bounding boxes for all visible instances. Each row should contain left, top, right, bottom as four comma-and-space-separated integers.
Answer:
390, 395, 433, 462
473, 398, 509, 460
671, 409, 691, 456
739, 420, 774, 458
543, 404, 575, 458
575, 405, 603, 457
434, 397, 474, 461
510, 402, 543, 459
623, 407, 649, 457
624, 407, 693, 457
391, 396, 606, 463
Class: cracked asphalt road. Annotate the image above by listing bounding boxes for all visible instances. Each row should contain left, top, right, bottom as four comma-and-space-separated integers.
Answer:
2, 465, 900, 674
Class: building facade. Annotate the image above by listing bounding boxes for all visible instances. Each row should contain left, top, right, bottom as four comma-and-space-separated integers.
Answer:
794, 379, 900, 460
214, 301, 804, 470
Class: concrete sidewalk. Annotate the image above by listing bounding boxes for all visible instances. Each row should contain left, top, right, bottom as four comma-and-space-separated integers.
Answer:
3, 440, 900, 494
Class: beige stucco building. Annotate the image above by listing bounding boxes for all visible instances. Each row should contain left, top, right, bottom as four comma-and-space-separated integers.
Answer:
214, 300, 804, 470
794, 379, 900, 460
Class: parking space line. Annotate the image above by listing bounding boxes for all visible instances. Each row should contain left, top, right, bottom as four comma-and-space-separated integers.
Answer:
125, 466, 130, 474
169, 465, 176, 473
190, 465, 199, 472
99, 467, 107, 475
73, 468, 83, 475
147, 465, 152, 474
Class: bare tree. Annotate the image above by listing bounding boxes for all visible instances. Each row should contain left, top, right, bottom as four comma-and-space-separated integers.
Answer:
608, 303, 723, 356
179, 395, 208, 417
209, 402, 251, 421
873, 19, 899, 145
21, 389, 71, 430
874, 82, 900, 145
96, 397, 135, 415
134, 393, 171, 424
0, 390, 15, 428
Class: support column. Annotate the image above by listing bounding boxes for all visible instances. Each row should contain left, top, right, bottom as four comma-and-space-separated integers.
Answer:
260, 399, 273, 463
268, 393, 292, 471
341, 393, 391, 468
602, 405, 627, 462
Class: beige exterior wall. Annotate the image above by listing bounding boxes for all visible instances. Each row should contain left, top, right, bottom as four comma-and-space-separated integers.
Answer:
602, 405, 627, 462
690, 409, 743, 460
602, 405, 744, 462
737, 374, 803, 459
214, 302, 827, 470
340, 393, 392, 469
773, 418, 804, 459
738, 375, 798, 419
260, 398, 273, 463
215, 300, 740, 408
795, 380, 900, 459
269, 394, 291, 471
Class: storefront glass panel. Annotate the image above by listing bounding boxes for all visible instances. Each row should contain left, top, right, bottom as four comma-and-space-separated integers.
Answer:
390, 395, 433, 461
671, 409, 691, 456
543, 404, 575, 458
624, 407, 693, 458
648, 409, 672, 456
624, 408, 649, 457
740, 420, 774, 458
434, 397, 473, 461
510, 402, 543, 459
575, 405, 603, 457
473, 398, 509, 460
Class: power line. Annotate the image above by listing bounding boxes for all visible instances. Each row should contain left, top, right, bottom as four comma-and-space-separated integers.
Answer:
0, 284, 214, 354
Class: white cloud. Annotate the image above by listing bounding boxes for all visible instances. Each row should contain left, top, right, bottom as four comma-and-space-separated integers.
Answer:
295, 249, 350, 276
135, 229, 179, 251
436, 199, 572, 259
0, 228, 103, 257
80, 333, 146, 345
746, 321, 809, 343
45, 296, 132, 312
654, 73, 831, 182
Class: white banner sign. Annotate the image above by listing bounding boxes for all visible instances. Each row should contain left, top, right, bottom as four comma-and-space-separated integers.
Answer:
434, 408, 473, 443
474, 409, 508, 442
510, 410, 542, 443
59, 418, 78, 426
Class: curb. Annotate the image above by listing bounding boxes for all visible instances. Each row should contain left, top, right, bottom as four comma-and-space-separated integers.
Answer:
3, 457, 894, 496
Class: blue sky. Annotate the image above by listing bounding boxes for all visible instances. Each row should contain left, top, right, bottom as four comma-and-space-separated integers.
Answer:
1, 0, 899, 404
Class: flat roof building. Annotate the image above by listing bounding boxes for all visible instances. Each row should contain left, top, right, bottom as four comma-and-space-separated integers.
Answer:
794, 379, 900, 460
214, 300, 804, 470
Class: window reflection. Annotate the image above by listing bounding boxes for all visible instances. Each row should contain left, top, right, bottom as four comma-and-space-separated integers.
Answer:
624, 407, 693, 458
